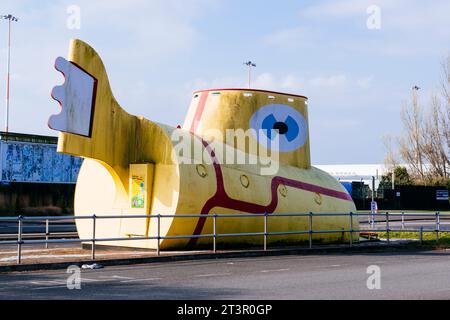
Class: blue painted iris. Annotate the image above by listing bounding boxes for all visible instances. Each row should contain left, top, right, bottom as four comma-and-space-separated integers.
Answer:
261, 114, 300, 142
250, 104, 307, 152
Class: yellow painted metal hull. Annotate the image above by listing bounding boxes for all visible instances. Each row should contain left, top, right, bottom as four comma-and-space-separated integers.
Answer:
74, 158, 357, 250
50, 39, 357, 250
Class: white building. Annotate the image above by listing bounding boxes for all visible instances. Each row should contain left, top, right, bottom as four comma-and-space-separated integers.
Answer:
315, 164, 391, 189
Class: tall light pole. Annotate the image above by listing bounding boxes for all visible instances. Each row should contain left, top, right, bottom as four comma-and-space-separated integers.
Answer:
412, 85, 422, 177
243, 61, 256, 89
2, 14, 18, 133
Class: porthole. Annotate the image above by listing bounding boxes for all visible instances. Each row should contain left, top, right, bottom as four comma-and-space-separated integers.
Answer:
279, 184, 288, 197
314, 193, 323, 205
196, 164, 208, 178
240, 175, 250, 188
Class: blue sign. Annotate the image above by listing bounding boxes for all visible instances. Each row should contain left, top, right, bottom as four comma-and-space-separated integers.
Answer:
437, 190, 449, 201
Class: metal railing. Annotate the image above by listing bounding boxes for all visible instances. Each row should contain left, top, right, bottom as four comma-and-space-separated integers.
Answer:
0, 212, 449, 265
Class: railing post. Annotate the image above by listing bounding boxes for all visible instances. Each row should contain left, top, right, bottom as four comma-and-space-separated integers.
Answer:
91, 214, 96, 260
264, 212, 268, 251
401, 211, 405, 230
349, 212, 353, 247
420, 226, 423, 245
436, 212, 440, 243
17, 215, 23, 265
157, 214, 161, 256
213, 213, 217, 253
386, 212, 390, 246
45, 218, 49, 249
309, 212, 313, 249
371, 210, 375, 228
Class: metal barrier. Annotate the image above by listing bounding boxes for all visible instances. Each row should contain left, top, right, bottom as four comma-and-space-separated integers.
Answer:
0, 212, 449, 264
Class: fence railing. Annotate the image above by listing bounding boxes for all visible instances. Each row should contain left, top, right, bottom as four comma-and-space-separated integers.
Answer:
0, 212, 449, 265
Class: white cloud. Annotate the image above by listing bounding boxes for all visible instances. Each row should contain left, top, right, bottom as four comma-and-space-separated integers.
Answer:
356, 76, 373, 89
184, 76, 244, 93
252, 73, 276, 89
186, 72, 373, 96
280, 75, 304, 91
0, 0, 221, 134
71, 0, 222, 64
300, 0, 450, 35
261, 27, 311, 49
300, 0, 368, 18
309, 75, 348, 88
274, 0, 450, 57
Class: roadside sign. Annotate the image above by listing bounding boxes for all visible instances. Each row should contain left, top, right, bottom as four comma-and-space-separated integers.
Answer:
436, 190, 449, 201
371, 201, 378, 212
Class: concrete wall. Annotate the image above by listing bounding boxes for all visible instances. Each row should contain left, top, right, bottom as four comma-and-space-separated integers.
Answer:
0, 138, 82, 184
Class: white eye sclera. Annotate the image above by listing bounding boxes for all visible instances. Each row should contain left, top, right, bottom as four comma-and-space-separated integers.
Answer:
249, 104, 308, 152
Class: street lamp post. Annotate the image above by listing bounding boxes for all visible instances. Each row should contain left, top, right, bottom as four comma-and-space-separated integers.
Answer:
2, 14, 18, 133
243, 61, 256, 89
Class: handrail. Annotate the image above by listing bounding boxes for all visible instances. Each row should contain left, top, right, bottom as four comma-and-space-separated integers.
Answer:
0, 211, 449, 264
1, 212, 449, 221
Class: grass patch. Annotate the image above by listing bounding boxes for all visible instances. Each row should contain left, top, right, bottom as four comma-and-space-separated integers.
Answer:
378, 231, 450, 246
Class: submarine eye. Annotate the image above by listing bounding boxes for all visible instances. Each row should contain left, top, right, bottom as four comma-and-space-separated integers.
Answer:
249, 104, 308, 152
273, 122, 288, 135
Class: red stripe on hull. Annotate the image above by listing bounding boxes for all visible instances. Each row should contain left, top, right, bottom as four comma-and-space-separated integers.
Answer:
189, 92, 208, 134
186, 141, 352, 247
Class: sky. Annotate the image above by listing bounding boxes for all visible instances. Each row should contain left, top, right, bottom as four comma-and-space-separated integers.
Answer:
0, 0, 449, 164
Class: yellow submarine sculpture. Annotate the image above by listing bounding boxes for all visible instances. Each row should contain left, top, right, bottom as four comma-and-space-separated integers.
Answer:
49, 39, 357, 250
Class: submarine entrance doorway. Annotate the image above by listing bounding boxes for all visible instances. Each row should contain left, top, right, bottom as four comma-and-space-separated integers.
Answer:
121, 164, 154, 238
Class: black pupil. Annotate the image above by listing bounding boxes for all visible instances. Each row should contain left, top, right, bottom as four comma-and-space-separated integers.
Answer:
273, 122, 288, 134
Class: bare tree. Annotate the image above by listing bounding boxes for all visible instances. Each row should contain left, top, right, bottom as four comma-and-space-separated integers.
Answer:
422, 94, 449, 179
384, 55, 450, 184
399, 89, 426, 180
382, 134, 399, 170
441, 54, 450, 105
440, 55, 450, 154
393, 54, 450, 185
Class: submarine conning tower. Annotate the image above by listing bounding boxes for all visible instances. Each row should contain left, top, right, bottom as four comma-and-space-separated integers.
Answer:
182, 88, 311, 169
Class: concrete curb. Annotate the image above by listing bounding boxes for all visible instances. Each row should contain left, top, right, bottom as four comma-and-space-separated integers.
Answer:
0, 242, 441, 273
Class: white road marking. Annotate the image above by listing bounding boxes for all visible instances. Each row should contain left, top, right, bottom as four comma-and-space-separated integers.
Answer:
30, 280, 67, 285
260, 269, 290, 273
33, 285, 68, 290
30, 277, 114, 287
195, 273, 232, 278
29, 277, 116, 290
98, 275, 134, 280
80, 278, 105, 283
120, 278, 162, 283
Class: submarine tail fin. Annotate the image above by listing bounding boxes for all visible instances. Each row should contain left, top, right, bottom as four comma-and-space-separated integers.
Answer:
49, 39, 135, 169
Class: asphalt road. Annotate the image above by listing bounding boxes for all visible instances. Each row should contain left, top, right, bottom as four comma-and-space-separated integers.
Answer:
1, 250, 450, 300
